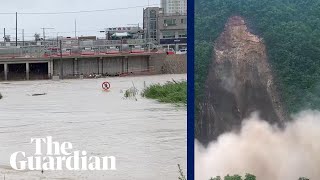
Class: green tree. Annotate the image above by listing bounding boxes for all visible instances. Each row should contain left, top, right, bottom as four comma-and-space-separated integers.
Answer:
244, 174, 256, 180
210, 176, 222, 180
224, 174, 242, 180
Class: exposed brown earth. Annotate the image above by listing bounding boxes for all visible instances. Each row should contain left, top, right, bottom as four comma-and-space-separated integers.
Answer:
196, 16, 287, 145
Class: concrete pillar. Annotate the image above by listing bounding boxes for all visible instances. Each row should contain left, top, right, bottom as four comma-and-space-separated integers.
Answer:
97, 58, 100, 74
101, 58, 104, 74
74, 58, 79, 76
126, 57, 129, 73
26, 62, 30, 80
60, 59, 64, 79
72, 59, 75, 76
147, 56, 151, 72
4, 63, 8, 81
50, 60, 54, 77
48, 61, 52, 78
73, 58, 79, 76
121, 58, 124, 73
175, 31, 179, 51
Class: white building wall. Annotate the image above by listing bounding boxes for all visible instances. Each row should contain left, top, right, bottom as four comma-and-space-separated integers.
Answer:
161, 0, 187, 14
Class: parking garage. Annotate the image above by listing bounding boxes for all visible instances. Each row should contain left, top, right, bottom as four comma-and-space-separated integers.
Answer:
29, 62, 49, 80
0, 64, 4, 80
7, 63, 26, 80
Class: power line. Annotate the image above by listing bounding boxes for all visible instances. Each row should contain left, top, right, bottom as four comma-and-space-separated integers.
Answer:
41, 27, 55, 41
0, 4, 159, 15
0, 29, 102, 35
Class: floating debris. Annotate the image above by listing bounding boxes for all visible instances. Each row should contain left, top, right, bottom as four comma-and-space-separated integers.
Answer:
31, 93, 47, 96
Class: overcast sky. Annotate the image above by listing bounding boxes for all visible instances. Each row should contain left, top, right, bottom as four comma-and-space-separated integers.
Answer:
0, 0, 159, 40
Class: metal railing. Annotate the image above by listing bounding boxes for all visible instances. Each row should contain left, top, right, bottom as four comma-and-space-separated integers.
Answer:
0, 39, 164, 59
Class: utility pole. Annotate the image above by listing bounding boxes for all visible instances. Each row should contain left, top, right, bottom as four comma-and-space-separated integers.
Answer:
3, 28, 5, 42
41, 27, 54, 41
59, 40, 63, 79
147, 0, 150, 52
42, 28, 45, 41
75, 19, 77, 38
56, 32, 59, 46
22, 29, 24, 46
16, 12, 18, 46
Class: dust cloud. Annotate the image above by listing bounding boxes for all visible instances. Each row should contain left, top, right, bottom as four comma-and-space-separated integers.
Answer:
195, 111, 320, 180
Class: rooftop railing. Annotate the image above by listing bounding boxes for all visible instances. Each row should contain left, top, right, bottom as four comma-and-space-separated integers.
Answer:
0, 39, 164, 59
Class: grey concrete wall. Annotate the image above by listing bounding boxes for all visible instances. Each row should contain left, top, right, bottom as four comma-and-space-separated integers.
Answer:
0, 53, 185, 81
162, 54, 187, 74
102, 57, 123, 75
149, 53, 167, 74
158, 14, 187, 30
78, 58, 99, 75
128, 56, 149, 73
52, 59, 74, 77
52, 55, 152, 78
149, 53, 187, 74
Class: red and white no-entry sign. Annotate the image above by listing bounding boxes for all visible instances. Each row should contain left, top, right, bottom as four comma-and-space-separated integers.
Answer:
102, 81, 111, 90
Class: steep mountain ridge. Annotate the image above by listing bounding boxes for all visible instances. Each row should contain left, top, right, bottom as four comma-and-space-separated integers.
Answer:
197, 16, 287, 145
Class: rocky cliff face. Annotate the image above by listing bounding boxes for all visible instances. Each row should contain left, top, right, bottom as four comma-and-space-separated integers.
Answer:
197, 16, 287, 145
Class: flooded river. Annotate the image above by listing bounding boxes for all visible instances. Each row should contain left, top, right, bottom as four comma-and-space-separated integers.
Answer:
0, 74, 187, 180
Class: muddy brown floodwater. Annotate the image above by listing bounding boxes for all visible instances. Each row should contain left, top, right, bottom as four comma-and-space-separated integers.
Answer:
0, 74, 187, 180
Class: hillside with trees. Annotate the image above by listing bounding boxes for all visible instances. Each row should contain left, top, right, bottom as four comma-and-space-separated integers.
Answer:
195, 0, 320, 123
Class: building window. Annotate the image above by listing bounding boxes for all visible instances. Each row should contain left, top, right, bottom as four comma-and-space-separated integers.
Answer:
150, 10, 157, 18
178, 31, 187, 38
149, 21, 157, 30
164, 19, 176, 26
150, 31, 157, 39
162, 31, 175, 39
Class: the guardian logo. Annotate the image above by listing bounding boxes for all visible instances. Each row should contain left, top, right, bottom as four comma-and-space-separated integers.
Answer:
10, 136, 116, 171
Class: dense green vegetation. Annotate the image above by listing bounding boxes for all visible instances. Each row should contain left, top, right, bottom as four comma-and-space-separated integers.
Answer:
141, 81, 187, 104
195, 0, 320, 114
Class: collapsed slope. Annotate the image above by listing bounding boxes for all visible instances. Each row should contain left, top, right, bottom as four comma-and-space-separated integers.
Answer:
197, 16, 287, 145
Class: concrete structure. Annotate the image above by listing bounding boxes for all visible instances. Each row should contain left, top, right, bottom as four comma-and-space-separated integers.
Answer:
0, 59, 51, 81
143, 7, 163, 43
158, 13, 187, 50
0, 53, 165, 81
0, 53, 187, 81
103, 26, 143, 40
143, 7, 187, 51
161, 0, 187, 15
